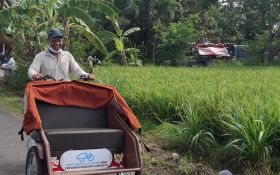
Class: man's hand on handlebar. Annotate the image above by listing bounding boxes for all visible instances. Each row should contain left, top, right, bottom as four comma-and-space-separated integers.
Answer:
88, 74, 96, 80
32, 74, 44, 80
80, 74, 96, 81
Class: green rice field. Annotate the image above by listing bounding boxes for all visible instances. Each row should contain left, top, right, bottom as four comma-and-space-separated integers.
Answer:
95, 66, 280, 121
94, 66, 280, 173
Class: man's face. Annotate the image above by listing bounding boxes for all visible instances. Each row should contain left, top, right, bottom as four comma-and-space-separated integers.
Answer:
48, 37, 64, 51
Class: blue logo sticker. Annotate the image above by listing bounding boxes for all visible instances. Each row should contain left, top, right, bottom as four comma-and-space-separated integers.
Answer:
76, 152, 94, 162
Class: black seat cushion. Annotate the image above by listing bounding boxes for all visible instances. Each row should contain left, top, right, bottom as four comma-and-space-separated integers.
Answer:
36, 101, 107, 129
45, 128, 124, 151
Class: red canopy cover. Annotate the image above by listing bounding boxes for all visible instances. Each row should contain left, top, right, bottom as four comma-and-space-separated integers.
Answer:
23, 81, 141, 134
196, 44, 230, 57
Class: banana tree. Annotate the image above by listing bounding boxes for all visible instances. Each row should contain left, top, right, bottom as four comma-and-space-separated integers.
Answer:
102, 23, 141, 65
0, 0, 119, 56
61, 0, 119, 54
0, 2, 48, 57
21, 0, 119, 54
0, 0, 14, 9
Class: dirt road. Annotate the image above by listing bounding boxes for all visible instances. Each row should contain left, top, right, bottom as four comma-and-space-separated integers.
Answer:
0, 109, 27, 175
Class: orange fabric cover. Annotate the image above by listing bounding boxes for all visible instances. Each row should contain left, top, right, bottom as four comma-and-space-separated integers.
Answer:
23, 81, 141, 134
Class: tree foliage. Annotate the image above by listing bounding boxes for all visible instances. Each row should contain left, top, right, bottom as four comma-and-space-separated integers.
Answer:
109, 0, 280, 65
157, 19, 198, 65
0, 0, 279, 65
0, 0, 119, 58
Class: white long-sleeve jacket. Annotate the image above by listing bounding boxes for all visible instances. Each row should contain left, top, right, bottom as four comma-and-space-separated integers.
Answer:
28, 50, 87, 80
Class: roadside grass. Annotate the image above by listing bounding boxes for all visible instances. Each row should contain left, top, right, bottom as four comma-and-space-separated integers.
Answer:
0, 80, 24, 117
141, 125, 216, 175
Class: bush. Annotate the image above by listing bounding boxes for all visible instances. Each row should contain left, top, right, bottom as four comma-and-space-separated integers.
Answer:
245, 34, 268, 65
246, 31, 280, 66
69, 39, 91, 69
157, 19, 197, 65
9, 58, 32, 93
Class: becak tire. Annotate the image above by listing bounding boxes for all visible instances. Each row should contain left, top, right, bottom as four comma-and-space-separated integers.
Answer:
25, 147, 45, 175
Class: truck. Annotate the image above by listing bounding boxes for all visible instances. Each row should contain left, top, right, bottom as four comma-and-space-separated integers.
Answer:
186, 43, 248, 67
226, 44, 248, 60
186, 43, 230, 66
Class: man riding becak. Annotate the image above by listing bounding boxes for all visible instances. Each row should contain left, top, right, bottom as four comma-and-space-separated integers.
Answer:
28, 29, 95, 81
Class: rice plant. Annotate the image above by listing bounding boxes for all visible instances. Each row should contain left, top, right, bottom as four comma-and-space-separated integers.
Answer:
93, 65, 280, 172
157, 103, 215, 153
221, 104, 280, 167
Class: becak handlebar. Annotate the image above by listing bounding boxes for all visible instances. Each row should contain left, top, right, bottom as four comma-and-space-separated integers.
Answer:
79, 74, 91, 81
32, 74, 95, 81
32, 74, 56, 81
42, 75, 56, 81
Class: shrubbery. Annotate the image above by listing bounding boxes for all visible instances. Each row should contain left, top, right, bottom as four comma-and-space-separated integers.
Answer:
246, 32, 280, 66
10, 58, 32, 92
156, 19, 197, 65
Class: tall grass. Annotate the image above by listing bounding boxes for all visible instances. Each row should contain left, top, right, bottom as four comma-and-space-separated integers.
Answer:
221, 104, 280, 166
156, 104, 215, 153
94, 66, 280, 172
